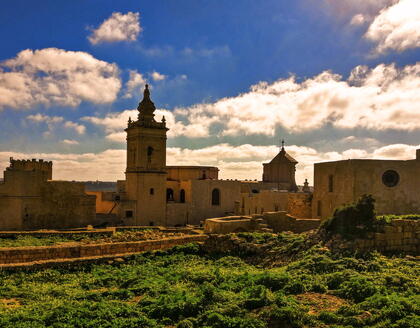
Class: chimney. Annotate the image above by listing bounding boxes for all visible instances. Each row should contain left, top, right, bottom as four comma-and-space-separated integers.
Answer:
417, 149, 420, 160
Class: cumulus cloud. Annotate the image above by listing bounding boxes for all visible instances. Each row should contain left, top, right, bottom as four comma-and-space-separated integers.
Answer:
83, 108, 209, 141
350, 14, 367, 26
365, 0, 420, 54
83, 62, 420, 139
27, 113, 63, 124
0, 48, 121, 110
62, 139, 79, 145
64, 121, 86, 135
318, 0, 396, 22
88, 12, 141, 45
27, 113, 86, 136
1, 143, 418, 184
123, 70, 146, 99
175, 62, 420, 136
150, 71, 166, 81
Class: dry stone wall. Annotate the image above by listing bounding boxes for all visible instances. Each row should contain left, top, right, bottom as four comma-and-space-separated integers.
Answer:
0, 235, 208, 265
263, 211, 320, 233
326, 219, 420, 254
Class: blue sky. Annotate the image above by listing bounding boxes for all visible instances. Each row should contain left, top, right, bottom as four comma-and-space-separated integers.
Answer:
0, 0, 419, 182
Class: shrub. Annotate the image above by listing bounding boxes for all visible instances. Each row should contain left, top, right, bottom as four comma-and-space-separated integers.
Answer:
243, 285, 271, 310
265, 304, 313, 328
338, 276, 378, 303
284, 279, 306, 294
321, 194, 376, 239
177, 318, 194, 328
254, 271, 290, 291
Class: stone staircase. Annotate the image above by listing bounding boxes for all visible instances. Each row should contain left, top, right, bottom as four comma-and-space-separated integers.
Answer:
254, 217, 274, 233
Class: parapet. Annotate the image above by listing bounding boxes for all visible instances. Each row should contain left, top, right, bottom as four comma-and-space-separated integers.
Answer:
7, 157, 53, 179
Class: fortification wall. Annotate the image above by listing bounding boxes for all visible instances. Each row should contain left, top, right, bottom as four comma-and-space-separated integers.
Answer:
327, 219, 420, 254
264, 211, 320, 233
287, 193, 312, 218
0, 235, 208, 265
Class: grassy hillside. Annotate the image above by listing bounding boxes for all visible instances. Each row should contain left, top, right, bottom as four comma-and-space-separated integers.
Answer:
0, 232, 418, 328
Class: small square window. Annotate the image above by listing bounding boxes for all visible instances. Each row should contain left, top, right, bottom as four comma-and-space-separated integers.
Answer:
125, 210, 133, 218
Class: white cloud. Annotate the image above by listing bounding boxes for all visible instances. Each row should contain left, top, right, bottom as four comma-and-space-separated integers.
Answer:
123, 70, 146, 99
83, 108, 209, 140
83, 62, 420, 140
64, 121, 86, 135
0, 48, 121, 110
27, 113, 86, 136
174, 62, 420, 136
350, 14, 367, 26
150, 71, 166, 81
27, 113, 64, 124
62, 139, 79, 145
88, 12, 141, 45
1, 143, 418, 184
317, 0, 396, 22
365, 0, 420, 54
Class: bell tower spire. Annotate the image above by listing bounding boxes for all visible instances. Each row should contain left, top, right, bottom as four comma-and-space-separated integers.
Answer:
123, 84, 169, 226
137, 84, 157, 123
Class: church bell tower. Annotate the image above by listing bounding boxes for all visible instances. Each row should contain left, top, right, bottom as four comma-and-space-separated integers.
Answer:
124, 84, 168, 225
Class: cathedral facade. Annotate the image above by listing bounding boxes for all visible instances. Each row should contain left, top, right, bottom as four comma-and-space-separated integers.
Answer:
110, 86, 306, 226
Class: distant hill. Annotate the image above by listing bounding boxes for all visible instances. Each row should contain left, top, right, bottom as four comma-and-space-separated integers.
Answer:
83, 181, 117, 192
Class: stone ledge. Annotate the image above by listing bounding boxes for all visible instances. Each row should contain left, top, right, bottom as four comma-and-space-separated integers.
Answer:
0, 235, 208, 265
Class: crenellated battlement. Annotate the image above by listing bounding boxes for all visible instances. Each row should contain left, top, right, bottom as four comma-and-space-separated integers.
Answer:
7, 157, 53, 175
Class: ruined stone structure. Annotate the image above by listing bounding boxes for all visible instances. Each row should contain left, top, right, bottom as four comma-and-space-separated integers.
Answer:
0, 158, 95, 230
312, 150, 420, 220
262, 141, 298, 191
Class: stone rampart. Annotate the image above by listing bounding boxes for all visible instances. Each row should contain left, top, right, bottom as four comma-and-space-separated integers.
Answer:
263, 211, 320, 233
0, 235, 208, 265
326, 219, 420, 254
204, 216, 255, 234
287, 193, 312, 218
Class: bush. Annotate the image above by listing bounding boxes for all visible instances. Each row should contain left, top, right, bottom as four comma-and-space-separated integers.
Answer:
243, 285, 271, 310
284, 279, 306, 294
177, 318, 194, 328
338, 276, 378, 303
321, 194, 376, 239
265, 304, 313, 328
254, 271, 291, 291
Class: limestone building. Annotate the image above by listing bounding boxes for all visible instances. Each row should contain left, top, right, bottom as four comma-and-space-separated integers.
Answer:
97, 86, 310, 226
0, 158, 95, 230
262, 141, 298, 191
312, 149, 420, 220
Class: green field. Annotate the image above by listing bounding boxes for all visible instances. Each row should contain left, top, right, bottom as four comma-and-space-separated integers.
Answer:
0, 232, 418, 328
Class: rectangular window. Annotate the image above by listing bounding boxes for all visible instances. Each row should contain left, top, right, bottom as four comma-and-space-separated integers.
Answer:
125, 210, 133, 218
328, 175, 334, 192
317, 201, 322, 217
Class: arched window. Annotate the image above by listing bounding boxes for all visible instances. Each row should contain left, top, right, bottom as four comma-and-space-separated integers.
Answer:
180, 189, 186, 203
166, 188, 174, 202
147, 146, 154, 163
211, 188, 220, 206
